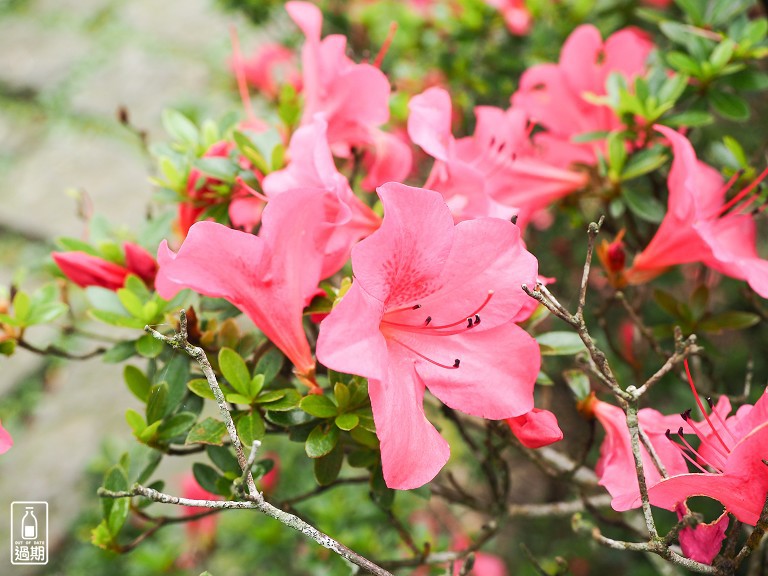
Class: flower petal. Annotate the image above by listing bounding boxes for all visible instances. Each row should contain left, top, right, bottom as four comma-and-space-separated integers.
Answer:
506, 408, 563, 448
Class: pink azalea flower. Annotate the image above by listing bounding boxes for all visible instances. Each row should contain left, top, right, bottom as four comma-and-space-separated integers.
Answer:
156, 188, 334, 388
676, 503, 729, 565
628, 125, 768, 297
317, 183, 540, 489
262, 116, 381, 277
511, 25, 653, 167
588, 395, 691, 511
286, 1, 412, 189
484, 0, 532, 36
408, 87, 586, 226
648, 385, 768, 526
179, 141, 266, 238
236, 43, 302, 100
53, 242, 157, 291
181, 474, 221, 538
0, 420, 12, 454
506, 407, 563, 448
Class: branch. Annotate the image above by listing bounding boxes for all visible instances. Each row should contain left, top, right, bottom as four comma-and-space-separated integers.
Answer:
100, 483, 394, 576
16, 338, 106, 360
143, 310, 394, 576
624, 398, 658, 538
632, 328, 701, 397
576, 215, 604, 321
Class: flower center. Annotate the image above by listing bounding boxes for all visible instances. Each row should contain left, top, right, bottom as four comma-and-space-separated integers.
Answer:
665, 360, 738, 474
380, 290, 495, 370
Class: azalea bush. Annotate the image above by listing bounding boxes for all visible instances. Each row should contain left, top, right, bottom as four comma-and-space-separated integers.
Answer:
4, 0, 768, 574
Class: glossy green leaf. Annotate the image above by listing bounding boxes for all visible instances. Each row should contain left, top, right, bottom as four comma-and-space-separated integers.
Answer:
563, 369, 591, 400
621, 186, 665, 223
536, 331, 586, 356
305, 424, 340, 458
186, 417, 228, 446
699, 311, 760, 333
206, 445, 241, 476
162, 109, 199, 147
260, 389, 301, 411
187, 378, 216, 400
146, 382, 169, 424
157, 412, 196, 441
125, 409, 146, 435
335, 413, 359, 431
192, 462, 224, 495
236, 411, 266, 445
314, 444, 344, 486
219, 347, 251, 397
300, 394, 338, 418
102, 465, 129, 535
103, 340, 138, 363
124, 365, 151, 402
255, 348, 284, 385
708, 90, 749, 121
135, 333, 164, 358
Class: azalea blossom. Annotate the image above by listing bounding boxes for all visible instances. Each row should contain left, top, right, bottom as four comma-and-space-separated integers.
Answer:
647, 370, 768, 526
262, 116, 381, 277
0, 420, 12, 454
408, 87, 586, 226
317, 183, 540, 489
179, 141, 266, 238
156, 188, 334, 387
628, 125, 768, 297
511, 25, 653, 168
675, 502, 729, 565
235, 42, 302, 100
286, 1, 411, 189
484, 0, 532, 36
506, 407, 563, 449
53, 242, 157, 291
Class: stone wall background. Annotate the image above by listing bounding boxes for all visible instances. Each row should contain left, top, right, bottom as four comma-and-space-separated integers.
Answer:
0, 1, 251, 571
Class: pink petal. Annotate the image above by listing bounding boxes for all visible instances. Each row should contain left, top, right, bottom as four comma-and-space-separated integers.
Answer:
123, 242, 158, 285
317, 283, 389, 382
352, 183, 456, 305
369, 356, 450, 489
676, 504, 728, 565
361, 128, 413, 191
408, 87, 454, 162
506, 408, 563, 448
414, 322, 538, 419
285, 1, 322, 41
0, 420, 12, 454
52, 252, 129, 291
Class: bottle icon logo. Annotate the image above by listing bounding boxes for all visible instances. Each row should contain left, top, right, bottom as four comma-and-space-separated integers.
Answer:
10, 501, 48, 565
21, 507, 37, 540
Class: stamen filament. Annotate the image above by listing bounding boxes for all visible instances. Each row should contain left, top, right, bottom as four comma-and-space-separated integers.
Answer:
389, 337, 460, 370
230, 26, 258, 124
684, 359, 731, 453
706, 397, 738, 445
372, 22, 397, 69
381, 290, 494, 331
675, 427, 725, 472
235, 177, 269, 202
681, 411, 729, 467
717, 166, 768, 217
665, 430, 714, 474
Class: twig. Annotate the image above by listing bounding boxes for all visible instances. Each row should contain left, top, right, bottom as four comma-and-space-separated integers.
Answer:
614, 291, 667, 358
734, 492, 768, 569
278, 477, 369, 508
17, 338, 106, 360
576, 216, 604, 321
624, 398, 658, 538
632, 329, 701, 397
142, 310, 394, 576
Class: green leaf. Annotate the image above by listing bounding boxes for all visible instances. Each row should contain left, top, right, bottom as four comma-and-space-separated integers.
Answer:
146, 382, 169, 424
206, 445, 241, 476
90, 309, 147, 329
162, 109, 199, 147
12, 291, 31, 324
236, 411, 266, 446
192, 462, 224, 495
570, 130, 610, 143
255, 348, 284, 384
265, 409, 315, 427
225, 393, 253, 405
673, 0, 704, 23
125, 409, 146, 435
186, 417, 228, 446
102, 340, 137, 363
124, 365, 151, 402
193, 157, 238, 183
300, 394, 338, 418
350, 426, 379, 449
709, 39, 735, 70
335, 413, 359, 431
102, 465, 129, 535
654, 290, 683, 317
666, 51, 702, 76
658, 74, 689, 104
621, 148, 669, 181
305, 424, 340, 458
255, 389, 286, 403
723, 136, 748, 167
708, 90, 750, 121
699, 312, 760, 333
663, 110, 714, 127
138, 420, 161, 443
371, 465, 394, 509
260, 389, 301, 411
117, 288, 145, 318
621, 186, 665, 223
536, 331, 586, 356
0, 339, 16, 356
536, 371, 554, 386
248, 374, 265, 399
25, 302, 68, 326
187, 378, 216, 400
157, 412, 196, 441
314, 444, 344, 486
334, 382, 350, 411
219, 347, 252, 397
135, 333, 164, 358
563, 369, 591, 400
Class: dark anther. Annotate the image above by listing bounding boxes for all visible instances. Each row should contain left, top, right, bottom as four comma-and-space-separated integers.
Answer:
489, 136, 496, 147
665, 429, 672, 439
425, 316, 432, 326
467, 317, 473, 328
474, 314, 481, 325
412, 304, 422, 310
680, 409, 692, 421
510, 214, 518, 225
706, 397, 715, 409
677, 427, 685, 437
453, 359, 461, 368
498, 142, 506, 153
